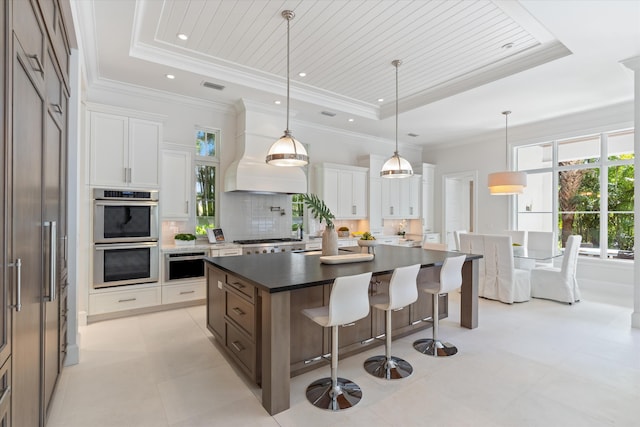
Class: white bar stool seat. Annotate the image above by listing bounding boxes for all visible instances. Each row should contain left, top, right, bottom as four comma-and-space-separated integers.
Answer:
302, 271, 373, 411
363, 264, 421, 380
414, 254, 466, 357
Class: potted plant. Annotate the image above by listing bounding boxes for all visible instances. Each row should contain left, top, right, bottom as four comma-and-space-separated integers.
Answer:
174, 233, 197, 246
301, 194, 338, 256
357, 231, 379, 254
337, 226, 350, 238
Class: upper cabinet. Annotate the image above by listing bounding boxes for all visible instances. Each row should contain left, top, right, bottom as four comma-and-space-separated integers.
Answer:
313, 163, 368, 219
89, 110, 162, 188
161, 149, 192, 220
422, 163, 435, 232
381, 174, 421, 219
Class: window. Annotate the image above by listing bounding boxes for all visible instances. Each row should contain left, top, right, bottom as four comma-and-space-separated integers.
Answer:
195, 129, 219, 236
291, 194, 304, 238
515, 129, 634, 259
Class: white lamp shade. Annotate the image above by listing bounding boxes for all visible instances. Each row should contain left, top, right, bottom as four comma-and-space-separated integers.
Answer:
380, 153, 413, 178
488, 171, 527, 195
266, 134, 309, 167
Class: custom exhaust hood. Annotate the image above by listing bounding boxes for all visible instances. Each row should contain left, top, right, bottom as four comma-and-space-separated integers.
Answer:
224, 131, 307, 194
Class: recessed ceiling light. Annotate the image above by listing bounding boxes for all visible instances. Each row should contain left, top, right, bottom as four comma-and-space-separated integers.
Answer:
348, 118, 354, 122
377, 98, 384, 102
501, 42, 514, 49
298, 72, 306, 77
165, 74, 175, 79
274, 100, 281, 105
177, 33, 188, 41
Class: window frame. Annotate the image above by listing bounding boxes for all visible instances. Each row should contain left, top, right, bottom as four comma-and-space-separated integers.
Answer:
194, 127, 220, 236
515, 128, 634, 260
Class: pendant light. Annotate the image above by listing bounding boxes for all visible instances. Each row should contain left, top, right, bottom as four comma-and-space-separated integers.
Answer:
380, 60, 413, 178
488, 111, 527, 195
266, 10, 309, 167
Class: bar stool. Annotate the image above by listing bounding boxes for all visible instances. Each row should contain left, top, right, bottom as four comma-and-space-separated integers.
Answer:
413, 254, 466, 357
302, 271, 373, 410
363, 264, 421, 380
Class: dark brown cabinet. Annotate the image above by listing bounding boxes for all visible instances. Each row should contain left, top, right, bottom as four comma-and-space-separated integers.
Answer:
5, 0, 71, 425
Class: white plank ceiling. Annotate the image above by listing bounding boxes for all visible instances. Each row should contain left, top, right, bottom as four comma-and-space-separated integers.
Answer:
74, 0, 640, 146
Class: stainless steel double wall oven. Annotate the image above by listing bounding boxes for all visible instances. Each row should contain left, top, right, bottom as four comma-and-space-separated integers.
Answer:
93, 189, 159, 288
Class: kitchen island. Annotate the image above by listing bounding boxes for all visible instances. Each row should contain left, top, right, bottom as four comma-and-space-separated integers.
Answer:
205, 245, 481, 415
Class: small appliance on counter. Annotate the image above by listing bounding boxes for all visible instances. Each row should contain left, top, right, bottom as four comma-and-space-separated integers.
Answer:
206, 228, 225, 244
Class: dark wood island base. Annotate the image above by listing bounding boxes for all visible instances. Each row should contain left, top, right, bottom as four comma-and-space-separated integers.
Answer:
205, 245, 480, 415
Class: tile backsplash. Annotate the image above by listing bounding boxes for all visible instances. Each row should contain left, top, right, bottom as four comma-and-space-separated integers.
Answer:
223, 193, 293, 241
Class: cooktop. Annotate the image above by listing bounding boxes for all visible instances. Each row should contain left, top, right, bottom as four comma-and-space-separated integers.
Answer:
234, 238, 303, 245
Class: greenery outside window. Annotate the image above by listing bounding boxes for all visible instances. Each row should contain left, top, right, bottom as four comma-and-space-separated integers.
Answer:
195, 129, 219, 236
515, 129, 634, 259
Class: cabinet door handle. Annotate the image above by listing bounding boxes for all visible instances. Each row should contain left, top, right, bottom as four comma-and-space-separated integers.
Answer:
9, 258, 22, 312
231, 341, 245, 352
232, 307, 245, 316
352, 205, 356, 215
179, 290, 195, 295
45, 221, 57, 302
51, 103, 62, 114
26, 53, 44, 73
123, 167, 128, 182
0, 385, 10, 408
390, 206, 394, 215
118, 298, 137, 303
410, 207, 413, 215
185, 201, 188, 214
341, 322, 356, 327
127, 168, 132, 183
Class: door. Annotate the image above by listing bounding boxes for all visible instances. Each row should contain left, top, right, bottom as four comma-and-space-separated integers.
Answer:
12, 30, 45, 427
443, 171, 477, 250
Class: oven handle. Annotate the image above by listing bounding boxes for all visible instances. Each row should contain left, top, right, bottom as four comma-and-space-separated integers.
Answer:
95, 242, 158, 250
167, 254, 206, 261
94, 200, 159, 207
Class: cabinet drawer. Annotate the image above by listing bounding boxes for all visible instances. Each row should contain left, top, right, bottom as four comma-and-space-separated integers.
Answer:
219, 248, 242, 257
162, 281, 205, 304
225, 275, 255, 302
225, 322, 256, 377
89, 287, 160, 315
305, 241, 322, 250
225, 291, 255, 337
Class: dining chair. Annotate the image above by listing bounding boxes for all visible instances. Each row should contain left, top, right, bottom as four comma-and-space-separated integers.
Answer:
453, 230, 468, 251
483, 235, 530, 303
531, 235, 582, 304
527, 231, 556, 267
502, 230, 527, 247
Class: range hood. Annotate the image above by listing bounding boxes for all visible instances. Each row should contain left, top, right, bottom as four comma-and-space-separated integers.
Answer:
224, 131, 307, 194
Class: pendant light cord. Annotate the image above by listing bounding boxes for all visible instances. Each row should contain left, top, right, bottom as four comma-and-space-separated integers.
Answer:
395, 61, 399, 155
286, 13, 291, 133
503, 110, 511, 167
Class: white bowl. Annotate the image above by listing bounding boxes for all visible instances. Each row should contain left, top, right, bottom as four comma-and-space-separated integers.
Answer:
357, 239, 379, 247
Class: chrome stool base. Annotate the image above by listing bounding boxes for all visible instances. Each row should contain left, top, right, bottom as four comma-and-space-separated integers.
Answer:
305, 377, 362, 410
363, 355, 413, 379
413, 338, 458, 357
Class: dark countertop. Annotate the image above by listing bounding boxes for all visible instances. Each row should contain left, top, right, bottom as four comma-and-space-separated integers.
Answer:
205, 245, 481, 294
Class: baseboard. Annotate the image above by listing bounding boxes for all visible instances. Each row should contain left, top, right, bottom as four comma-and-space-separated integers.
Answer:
78, 310, 88, 327
87, 299, 205, 324
64, 343, 80, 366
632, 311, 640, 329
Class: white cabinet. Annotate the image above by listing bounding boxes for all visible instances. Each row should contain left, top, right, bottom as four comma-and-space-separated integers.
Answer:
377, 236, 400, 245
422, 163, 435, 232
305, 241, 322, 250
337, 238, 357, 247
90, 111, 161, 188
89, 284, 161, 316
161, 149, 191, 220
381, 174, 421, 219
358, 155, 385, 234
313, 163, 368, 219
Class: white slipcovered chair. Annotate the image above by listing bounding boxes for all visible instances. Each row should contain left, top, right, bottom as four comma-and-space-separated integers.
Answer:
531, 235, 582, 304
527, 231, 556, 267
459, 233, 485, 292
482, 235, 531, 303
503, 230, 527, 247
453, 230, 468, 251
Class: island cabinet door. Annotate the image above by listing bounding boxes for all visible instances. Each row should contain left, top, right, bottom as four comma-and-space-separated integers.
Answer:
206, 265, 226, 341
371, 274, 412, 337
327, 284, 373, 354
289, 286, 326, 374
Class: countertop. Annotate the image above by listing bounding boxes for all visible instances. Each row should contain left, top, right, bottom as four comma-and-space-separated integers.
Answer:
162, 242, 241, 253
205, 245, 480, 294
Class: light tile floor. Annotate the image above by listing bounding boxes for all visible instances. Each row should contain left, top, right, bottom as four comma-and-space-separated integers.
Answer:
48, 282, 640, 426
